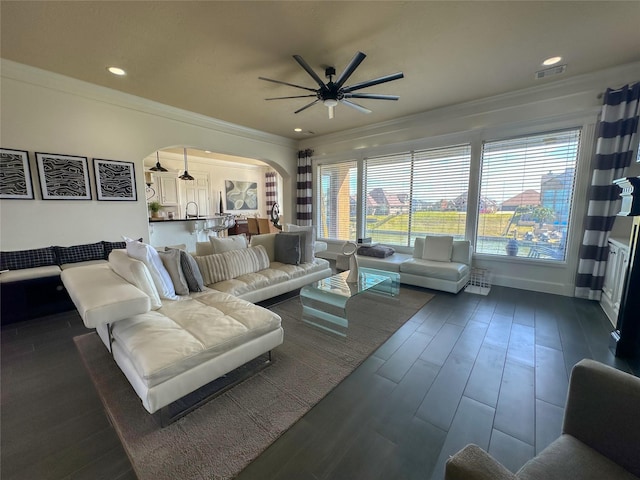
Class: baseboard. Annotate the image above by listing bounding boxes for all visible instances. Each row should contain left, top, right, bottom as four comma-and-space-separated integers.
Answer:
491, 273, 575, 296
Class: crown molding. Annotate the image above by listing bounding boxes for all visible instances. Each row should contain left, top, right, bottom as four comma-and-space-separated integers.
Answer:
1, 59, 297, 150
301, 61, 640, 149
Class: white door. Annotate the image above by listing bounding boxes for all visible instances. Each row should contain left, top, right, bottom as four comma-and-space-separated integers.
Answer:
180, 172, 210, 217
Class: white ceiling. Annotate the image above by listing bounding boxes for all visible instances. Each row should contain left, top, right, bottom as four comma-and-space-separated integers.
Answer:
2, 1, 640, 140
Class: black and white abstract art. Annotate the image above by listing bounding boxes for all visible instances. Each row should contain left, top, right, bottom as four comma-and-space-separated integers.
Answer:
35, 153, 91, 200
93, 158, 137, 201
225, 179, 258, 210
0, 148, 34, 199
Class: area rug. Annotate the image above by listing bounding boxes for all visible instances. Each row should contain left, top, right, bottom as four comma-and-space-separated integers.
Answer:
74, 288, 433, 480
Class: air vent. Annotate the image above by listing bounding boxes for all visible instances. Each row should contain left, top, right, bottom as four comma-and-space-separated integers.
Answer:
535, 64, 567, 79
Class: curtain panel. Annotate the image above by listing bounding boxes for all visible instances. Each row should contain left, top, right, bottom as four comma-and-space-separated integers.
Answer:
575, 82, 640, 300
296, 149, 313, 226
265, 171, 277, 212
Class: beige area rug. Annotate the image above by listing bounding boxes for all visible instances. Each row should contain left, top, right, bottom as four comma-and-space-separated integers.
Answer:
74, 288, 434, 480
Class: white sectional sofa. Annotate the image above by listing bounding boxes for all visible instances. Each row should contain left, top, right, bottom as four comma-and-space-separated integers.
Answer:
61, 234, 332, 419
356, 236, 473, 293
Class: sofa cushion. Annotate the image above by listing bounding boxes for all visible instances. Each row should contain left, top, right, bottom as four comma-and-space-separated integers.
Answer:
209, 234, 247, 253
109, 250, 162, 310
157, 249, 189, 296
400, 258, 469, 282
517, 435, 638, 480
125, 238, 177, 300
55, 242, 105, 265
195, 252, 230, 285
60, 259, 108, 270
195, 241, 214, 256
0, 265, 61, 283
274, 233, 301, 265
166, 248, 204, 292
0, 247, 57, 270
112, 292, 282, 387
452, 240, 472, 264
61, 264, 151, 328
422, 235, 453, 262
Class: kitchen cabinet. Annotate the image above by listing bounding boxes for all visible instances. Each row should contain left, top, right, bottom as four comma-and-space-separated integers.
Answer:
157, 174, 179, 206
600, 238, 629, 327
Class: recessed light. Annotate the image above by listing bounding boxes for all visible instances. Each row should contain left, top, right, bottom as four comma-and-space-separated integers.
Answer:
107, 66, 126, 76
294, 128, 302, 132
542, 56, 562, 66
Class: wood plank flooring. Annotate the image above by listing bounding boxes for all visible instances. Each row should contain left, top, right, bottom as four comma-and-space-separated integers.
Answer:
1, 285, 636, 480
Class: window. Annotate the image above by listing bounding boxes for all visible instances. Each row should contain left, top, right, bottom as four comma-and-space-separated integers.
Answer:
364, 144, 471, 247
476, 128, 581, 261
317, 160, 357, 241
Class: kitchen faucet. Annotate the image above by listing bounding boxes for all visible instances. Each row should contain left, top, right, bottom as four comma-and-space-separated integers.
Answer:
185, 201, 199, 219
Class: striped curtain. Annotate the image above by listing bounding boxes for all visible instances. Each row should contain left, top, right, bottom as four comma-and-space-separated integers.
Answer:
296, 149, 313, 226
265, 171, 277, 212
575, 82, 640, 300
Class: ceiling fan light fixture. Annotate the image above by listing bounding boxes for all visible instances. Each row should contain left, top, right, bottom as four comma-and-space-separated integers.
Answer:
324, 98, 338, 108
149, 151, 168, 172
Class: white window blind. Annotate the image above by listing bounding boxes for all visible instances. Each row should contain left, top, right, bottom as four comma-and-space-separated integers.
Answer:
317, 160, 357, 241
364, 144, 471, 246
477, 128, 581, 260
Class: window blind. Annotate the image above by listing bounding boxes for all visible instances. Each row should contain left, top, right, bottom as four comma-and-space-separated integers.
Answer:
477, 128, 581, 260
364, 144, 471, 246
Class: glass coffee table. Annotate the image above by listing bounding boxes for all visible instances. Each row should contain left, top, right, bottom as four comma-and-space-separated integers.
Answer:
300, 267, 400, 336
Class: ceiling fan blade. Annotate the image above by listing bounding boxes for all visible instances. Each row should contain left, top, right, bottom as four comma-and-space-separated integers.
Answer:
343, 93, 400, 101
294, 99, 320, 114
340, 99, 372, 114
266, 95, 317, 100
343, 72, 404, 93
259, 76, 317, 92
334, 51, 367, 89
292, 55, 327, 90
328, 105, 335, 119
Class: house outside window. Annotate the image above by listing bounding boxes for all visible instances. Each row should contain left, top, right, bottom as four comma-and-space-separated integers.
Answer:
476, 128, 581, 261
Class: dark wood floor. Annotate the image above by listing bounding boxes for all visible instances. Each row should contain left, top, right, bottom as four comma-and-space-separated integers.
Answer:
1, 284, 636, 480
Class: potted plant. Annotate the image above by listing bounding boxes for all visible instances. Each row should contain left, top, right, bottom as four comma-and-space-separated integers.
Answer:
148, 201, 161, 219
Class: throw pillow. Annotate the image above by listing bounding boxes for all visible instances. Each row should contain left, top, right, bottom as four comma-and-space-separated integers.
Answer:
274, 233, 301, 265
284, 224, 316, 262
0, 247, 57, 270
55, 242, 105, 265
209, 234, 247, 254
124, 237, 177, 299
422, 235, 454, 262
102, 240, 127, 259
195, 253, 231, 285
249, 233, 277, 262
166, 247, 204, 292
158, 249, 189, 295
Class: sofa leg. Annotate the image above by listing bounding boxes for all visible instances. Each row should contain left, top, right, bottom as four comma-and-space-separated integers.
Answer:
156, 351, 274, 427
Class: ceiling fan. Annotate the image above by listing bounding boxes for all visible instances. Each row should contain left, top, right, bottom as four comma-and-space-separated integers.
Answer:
259, 51, 403, 119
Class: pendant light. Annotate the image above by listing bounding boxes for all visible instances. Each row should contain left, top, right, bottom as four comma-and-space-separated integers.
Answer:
149, 151, 168, 172
179, 148, 195, 181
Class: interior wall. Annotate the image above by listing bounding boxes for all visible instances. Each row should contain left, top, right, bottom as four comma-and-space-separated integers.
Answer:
300, 62, 640, 296
0, 60, 297, 250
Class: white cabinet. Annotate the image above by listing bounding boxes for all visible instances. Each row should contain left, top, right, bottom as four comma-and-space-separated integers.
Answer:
157, 174, 179, 206
600, 238, 630, 327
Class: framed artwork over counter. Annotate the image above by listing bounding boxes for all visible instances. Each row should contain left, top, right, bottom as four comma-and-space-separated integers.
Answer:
93, 158, 137, 201
0, 148, 34, 199
36, 152, 91, 200
225, 179, 258, 210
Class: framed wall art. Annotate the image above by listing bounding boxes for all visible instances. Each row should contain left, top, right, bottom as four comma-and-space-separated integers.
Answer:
93, 158, 137, 201
0, 148, 34, 199
225, 179, 258, 210
35, 152, 92, 200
